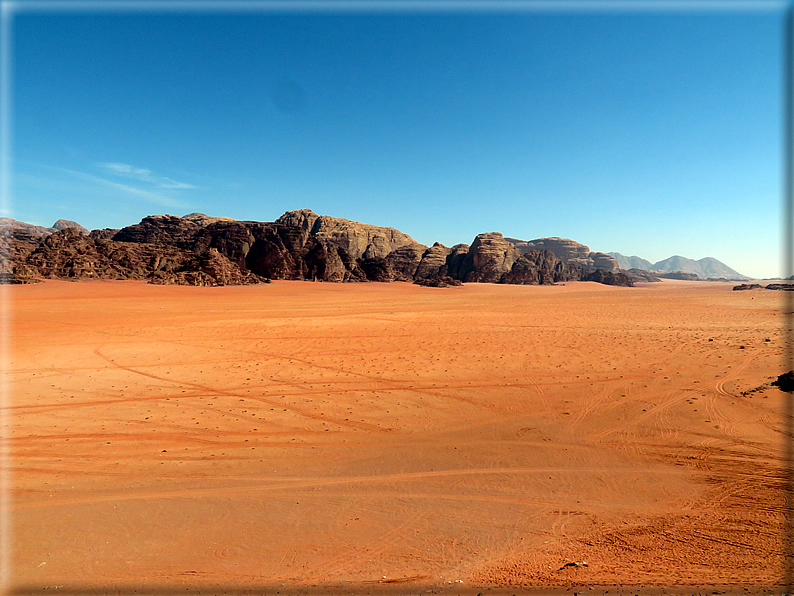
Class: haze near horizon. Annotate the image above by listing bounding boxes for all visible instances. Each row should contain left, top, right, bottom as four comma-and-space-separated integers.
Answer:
8, 1, 784, 279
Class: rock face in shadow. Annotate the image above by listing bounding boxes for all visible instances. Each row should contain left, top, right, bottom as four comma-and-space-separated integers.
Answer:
359, 257, 394, 282
499, 249, 579, 285
445, 244, 471, 280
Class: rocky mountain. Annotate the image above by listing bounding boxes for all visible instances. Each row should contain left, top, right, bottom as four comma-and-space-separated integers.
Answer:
0, 217, 88, 236
4, 211, 636, 287
507, 237, 619, 272
608, 252, 653, 271
608, 251, 748, 280
652, 255, 748, 280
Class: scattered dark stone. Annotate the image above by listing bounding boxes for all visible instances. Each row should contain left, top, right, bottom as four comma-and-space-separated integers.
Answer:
742, 381, 773, 397
559, 561, 588, 570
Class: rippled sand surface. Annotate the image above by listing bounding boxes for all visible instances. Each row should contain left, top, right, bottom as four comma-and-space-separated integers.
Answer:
6, 279, 786, 594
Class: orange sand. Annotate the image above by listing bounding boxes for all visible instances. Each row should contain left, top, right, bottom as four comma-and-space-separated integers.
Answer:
4, 279, 787, 594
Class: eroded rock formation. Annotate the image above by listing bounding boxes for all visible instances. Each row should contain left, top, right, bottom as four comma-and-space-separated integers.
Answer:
506, 236, 619, 272
4, 210, 635, 288
275, 209, 418, 260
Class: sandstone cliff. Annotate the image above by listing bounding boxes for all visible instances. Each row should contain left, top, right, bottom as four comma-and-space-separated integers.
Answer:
4, 211, 635, 288
460, 233, 522, 283
506, 236, 619, 272
275, 209, 419, 260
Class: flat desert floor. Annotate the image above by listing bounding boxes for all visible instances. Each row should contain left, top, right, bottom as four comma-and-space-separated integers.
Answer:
5, 279, 789, 594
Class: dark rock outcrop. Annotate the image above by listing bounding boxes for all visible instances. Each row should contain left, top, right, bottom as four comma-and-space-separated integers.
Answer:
4, 211, 646, 289
507, 237, 619, 271
773, 371, 794, 392
359, 257, 394, 282
582, 269, 634, 287
112, 214, 204, 248
766, 283, 794, 291
0, 225, 48, 282
733, 283, 762, 291
625, 268, 661, 283
658, 271, 700, 281
16, 228, 266, 286
445, 244, 470, 280
89, 229, 120, 241
414, 275, 462, 288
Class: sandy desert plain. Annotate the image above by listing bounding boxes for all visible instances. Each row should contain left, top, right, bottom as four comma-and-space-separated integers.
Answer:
4, 278, 790, 595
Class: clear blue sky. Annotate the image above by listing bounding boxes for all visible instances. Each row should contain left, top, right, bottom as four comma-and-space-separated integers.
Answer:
7, 1, 785, 278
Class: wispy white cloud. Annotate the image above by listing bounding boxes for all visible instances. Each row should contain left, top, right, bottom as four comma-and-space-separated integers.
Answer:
52, 165, 190, 209
99, 162, 198, 190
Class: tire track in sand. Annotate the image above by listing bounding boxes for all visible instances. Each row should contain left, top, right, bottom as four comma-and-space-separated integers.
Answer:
93, 347, 391, 434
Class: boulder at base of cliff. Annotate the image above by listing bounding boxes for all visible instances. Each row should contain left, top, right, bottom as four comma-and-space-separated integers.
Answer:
414, 275, 462, 288
626, 269, 661, 283
658, 271, 699, 281
583, 269, 634, 287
